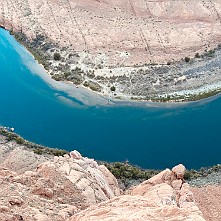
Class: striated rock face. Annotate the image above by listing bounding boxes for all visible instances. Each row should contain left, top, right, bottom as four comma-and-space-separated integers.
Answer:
0, 0, 221, 65
69, 164, 206, 221
0, 145, 120, 220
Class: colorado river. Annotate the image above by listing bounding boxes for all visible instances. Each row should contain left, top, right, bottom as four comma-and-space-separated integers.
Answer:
0, 28, 220, 169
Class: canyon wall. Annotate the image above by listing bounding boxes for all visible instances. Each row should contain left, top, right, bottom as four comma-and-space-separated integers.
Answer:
0, 0, 221, 65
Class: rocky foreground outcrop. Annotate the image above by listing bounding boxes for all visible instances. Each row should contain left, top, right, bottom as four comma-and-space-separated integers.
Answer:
0, 141, 120, 220
68, 164, 205, 221
0, 139, 219, 220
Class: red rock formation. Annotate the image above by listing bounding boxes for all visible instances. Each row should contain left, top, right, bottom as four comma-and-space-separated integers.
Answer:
0, 140, 218, 220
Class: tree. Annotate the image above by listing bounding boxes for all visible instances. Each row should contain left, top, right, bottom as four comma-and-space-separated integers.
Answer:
184, 57, 190, 62
110, 86, 116, 92
195, 52, 200, 58
54, 52, 61, 61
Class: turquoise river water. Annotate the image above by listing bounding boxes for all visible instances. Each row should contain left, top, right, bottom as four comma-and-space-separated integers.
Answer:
0, 28, 221, 169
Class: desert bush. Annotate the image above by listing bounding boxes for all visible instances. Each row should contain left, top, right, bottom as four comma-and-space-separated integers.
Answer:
54, 52, 61, 61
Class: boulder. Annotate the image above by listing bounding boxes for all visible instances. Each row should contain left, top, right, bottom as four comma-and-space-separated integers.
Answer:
172, 164, 186, 180
70, 150, 82, 159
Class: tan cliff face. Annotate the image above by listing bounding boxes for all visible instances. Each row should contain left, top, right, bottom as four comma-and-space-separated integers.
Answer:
1, 0, 221, 101
0, 0, 221, 66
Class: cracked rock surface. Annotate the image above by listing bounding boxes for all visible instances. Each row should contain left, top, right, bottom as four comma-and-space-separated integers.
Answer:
0, 138, 218, 221
1, 0, 221, 65
69, 164, 206, 221
0, 141, 120, 221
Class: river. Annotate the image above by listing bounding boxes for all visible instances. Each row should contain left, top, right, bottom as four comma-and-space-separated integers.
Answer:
0, 28, 220, 169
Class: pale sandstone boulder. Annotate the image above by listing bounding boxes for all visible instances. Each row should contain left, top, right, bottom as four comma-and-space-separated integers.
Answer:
58, 205, 78, 220
98, 164, 121, 196
70, 150, 82, 159
131, 168, 172, 196
172, 164, 186, 180
30, 151, 120, 207
68, 195, 205, 221
172, 179, 183, 191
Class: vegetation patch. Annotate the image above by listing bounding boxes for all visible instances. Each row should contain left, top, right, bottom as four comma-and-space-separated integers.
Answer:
54, 52, 61, 61
103, 161, 160, 188
110, 86, 116, 92
184, 164, 221, 180
0, 127, 68, 156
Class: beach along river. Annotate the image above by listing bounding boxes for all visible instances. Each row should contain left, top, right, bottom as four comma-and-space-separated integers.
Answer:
0, 28, 220, 169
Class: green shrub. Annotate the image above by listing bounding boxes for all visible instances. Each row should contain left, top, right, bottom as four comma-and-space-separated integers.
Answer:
207, 49, 215, 57
33, 148, 44, 155
54, 52, 61, 61
110, 86, 116, 92
105, 162, 159, 181
195, 52, 200, 58
15, 137, 25, 144
184, 57, 190, 62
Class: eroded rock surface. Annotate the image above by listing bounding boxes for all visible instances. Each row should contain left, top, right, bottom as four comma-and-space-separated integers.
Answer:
191, 185, 221, 221
0, 140, 51, 174
69, 164, 206, 221
0, 137, 217, 221
0, 142, 120, 220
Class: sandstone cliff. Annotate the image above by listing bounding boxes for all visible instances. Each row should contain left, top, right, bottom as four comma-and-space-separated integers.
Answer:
0, 0, 221, 65
0, 136, 211, 221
